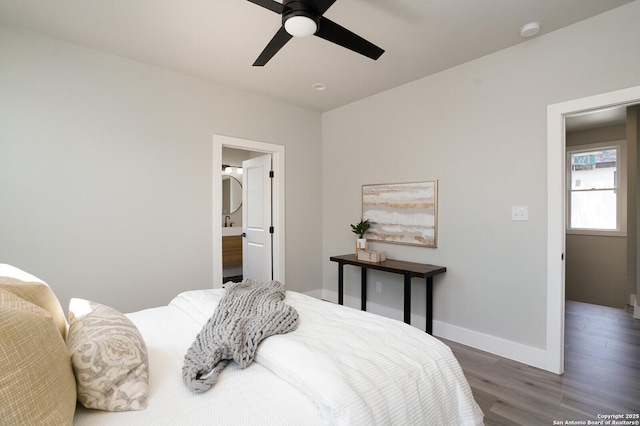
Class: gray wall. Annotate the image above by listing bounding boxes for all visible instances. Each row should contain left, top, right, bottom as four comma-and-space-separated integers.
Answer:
565, 125, 631, 308
565, 235, 628, 307
0, 23, 323, 313
321, 1, 640, 357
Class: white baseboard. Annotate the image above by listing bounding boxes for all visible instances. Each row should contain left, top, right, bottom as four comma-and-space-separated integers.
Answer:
434, 321, 548, 370
634, 303, 640, 319
315, 289, 549, 372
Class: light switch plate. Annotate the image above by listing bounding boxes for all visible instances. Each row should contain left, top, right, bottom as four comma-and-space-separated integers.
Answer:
512, 206, 528, 221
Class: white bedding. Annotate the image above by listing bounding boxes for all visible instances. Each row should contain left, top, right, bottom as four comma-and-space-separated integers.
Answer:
73, 296, 323, 425
74, 289, 483, 425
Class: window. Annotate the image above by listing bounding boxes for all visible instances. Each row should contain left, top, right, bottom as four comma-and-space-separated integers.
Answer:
567, 141, 626, 236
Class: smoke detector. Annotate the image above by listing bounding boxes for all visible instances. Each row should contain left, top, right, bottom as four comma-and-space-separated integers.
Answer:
520, 22, 540, 38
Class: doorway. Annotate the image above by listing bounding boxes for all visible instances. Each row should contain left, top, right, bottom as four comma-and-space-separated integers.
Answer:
213, 134, 285, 289
546, 85, 640, 374
564, 108, 629, 308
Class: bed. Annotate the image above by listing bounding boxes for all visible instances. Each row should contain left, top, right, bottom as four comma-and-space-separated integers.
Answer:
0, 264, 484, 425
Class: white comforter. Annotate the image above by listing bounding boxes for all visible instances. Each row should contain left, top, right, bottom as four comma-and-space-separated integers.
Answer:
75, 289, 483, 426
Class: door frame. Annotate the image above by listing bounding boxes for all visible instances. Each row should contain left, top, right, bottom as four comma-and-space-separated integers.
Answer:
546, 85, 640, 374
213, 134, 285, 288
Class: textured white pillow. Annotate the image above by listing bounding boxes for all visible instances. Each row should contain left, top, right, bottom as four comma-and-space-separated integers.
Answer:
67, 298, 149, 411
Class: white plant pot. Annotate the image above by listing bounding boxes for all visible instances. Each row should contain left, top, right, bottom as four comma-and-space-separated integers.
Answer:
356, 238, 368, 250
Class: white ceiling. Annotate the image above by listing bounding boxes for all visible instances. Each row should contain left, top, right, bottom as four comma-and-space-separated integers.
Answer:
0, 0, 634, 112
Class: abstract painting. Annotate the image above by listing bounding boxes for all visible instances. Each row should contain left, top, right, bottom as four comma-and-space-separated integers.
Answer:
362, 180, 438, 248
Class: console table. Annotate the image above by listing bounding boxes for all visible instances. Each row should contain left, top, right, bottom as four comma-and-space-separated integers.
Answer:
329, 254, 446, 334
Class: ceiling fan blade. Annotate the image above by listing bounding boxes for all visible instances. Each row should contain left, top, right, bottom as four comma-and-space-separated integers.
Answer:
305, 0, 337, 15
253, 27, 293, 66
315, 17, 384, 60
247, 0, 283, 14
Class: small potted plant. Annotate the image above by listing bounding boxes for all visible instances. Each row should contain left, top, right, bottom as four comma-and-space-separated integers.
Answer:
350, 218, 371, 251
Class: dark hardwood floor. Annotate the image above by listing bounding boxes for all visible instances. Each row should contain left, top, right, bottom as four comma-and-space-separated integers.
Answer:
442, 301, 640, 425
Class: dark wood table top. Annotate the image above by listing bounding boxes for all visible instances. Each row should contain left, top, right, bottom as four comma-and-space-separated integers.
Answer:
330, 254, 446, 279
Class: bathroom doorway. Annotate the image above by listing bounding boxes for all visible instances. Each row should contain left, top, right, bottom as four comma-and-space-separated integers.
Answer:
212, 135, 285, 289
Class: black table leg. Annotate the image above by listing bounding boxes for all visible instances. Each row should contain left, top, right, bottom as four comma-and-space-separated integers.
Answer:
338, 262, 344, 305
426, 276, 433, 334
404, 272, 411, 324
361, 267, 367, 311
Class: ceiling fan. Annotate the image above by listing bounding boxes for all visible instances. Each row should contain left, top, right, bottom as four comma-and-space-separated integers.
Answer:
247, 0, 384, 66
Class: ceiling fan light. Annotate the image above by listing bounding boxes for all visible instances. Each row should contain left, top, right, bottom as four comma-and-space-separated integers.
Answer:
284, 15, 317, 37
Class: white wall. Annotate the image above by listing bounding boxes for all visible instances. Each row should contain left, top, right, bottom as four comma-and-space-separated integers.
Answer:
0, 23, 323, 313
321, 1, 640, 365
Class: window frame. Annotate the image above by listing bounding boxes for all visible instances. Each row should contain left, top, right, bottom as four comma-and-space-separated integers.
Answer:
566, 140, 627, 237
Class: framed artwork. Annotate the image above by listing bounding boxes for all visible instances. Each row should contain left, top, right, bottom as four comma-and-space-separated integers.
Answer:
362, 180, 438, 248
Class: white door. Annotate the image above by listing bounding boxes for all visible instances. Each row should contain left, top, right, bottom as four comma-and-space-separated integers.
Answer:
242, 154, 272, 281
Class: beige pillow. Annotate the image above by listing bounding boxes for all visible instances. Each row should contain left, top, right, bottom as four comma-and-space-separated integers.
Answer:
0, 263, 68, 340
0, 288, 77, 425
67, 298, 149, 411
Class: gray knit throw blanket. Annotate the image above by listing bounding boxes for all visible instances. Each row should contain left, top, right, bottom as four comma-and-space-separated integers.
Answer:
182, 279, 299, 393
